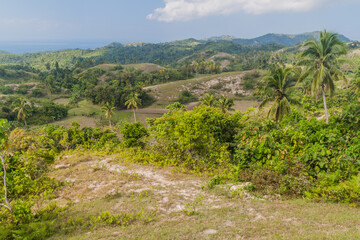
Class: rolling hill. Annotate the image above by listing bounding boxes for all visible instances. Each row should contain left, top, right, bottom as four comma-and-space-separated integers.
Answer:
0, 31, 353, 70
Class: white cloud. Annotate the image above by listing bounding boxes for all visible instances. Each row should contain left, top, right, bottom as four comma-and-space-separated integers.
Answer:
147, 0, 337, 22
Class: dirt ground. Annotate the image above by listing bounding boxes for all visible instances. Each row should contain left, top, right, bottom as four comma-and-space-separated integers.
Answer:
49, 153, 360, 240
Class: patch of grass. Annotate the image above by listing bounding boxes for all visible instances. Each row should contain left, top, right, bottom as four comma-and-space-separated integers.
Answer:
55, 100, 132, 127
145, 71, 247, 108
53, 98, 70, 104
123, 63, 164, 73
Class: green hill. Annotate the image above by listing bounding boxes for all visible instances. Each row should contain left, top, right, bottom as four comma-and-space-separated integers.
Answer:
0, 31, 352, 70
232, 31, 351, 46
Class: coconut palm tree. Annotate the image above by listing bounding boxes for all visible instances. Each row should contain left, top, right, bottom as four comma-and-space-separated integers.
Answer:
102, 102, 115, 127
12, 98, 28, 126
218, 95, 234, 113
259, 66, 300, 122
298, 30, 347, 124
125, 92, 141, 122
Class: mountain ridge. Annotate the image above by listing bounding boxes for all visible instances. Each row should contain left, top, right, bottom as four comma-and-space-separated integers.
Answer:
166, 31, 352, 47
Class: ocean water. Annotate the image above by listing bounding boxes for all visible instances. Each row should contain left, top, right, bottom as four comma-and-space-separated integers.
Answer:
0, 41, 111, 54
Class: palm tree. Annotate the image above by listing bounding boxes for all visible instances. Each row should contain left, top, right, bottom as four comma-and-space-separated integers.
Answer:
218, 95, 234, 113
102, 102, 115, 127
201, 93, 217, 107
259, 66, 300, 122
12, 98, 28, 126
125, 92, 141, 122
298, 30, 347, 124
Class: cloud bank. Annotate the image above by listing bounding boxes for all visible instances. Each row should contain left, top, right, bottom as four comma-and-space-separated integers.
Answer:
147, 0, 336, 22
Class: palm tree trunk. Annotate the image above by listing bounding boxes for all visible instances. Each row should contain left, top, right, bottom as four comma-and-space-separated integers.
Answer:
108, 118, 112, 128
322, 85, 329, 124
1, 154, 13, 213
24, 118, 27, 126
133, 109, 137, 122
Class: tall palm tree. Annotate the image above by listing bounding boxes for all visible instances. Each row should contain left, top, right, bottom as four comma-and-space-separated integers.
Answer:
218, 95, 234, 113
298, 30, 347, 124
12, 98, 28, 126
259, 66, 300, 122
125, 92, 141, 122
102, 102, 115, 127
201, 93, 217, 107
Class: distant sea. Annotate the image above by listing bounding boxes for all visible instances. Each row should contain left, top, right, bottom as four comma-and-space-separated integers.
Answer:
0, 41, 111, 54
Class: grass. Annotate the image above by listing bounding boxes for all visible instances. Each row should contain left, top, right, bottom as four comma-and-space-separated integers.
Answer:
123, 63, 164, 73
53, 97, 70, 104
145, 71, 256, 109
55, 100, 163, 127
56, 100, 132, 128
47, 151, 360, 240
233, 100, 259, 112
89, 63, 163, 73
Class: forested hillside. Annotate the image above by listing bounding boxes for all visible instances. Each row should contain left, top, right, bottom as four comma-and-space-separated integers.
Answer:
0, 31, 351, 70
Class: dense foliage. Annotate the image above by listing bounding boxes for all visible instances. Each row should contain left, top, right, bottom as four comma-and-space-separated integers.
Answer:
0, 121, 120, 239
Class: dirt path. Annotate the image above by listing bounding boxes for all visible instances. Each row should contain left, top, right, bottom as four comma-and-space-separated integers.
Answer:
51, 155, 234, 214
49, 154, 360, 239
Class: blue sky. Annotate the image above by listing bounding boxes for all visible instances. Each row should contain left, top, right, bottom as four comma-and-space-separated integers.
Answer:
0, 0, 359, 43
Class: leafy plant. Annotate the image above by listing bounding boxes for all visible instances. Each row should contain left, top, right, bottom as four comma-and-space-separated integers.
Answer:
184, 195, 204, 216
121, 122, 148, 148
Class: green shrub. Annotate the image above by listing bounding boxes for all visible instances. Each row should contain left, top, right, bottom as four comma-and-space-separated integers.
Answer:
30, 88, 45, 98
306, 174, 360, 206
177, 90, 198, 104
0, 86, 14, 95
147, 105, 239, 171
15, 85, 33, 95
121, 122, 148, 148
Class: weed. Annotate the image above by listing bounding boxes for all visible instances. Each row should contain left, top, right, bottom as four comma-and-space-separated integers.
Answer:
207, 176, 224, 189
104, 192, 122, 201
230, 187, 245, 198
211, 82, 223, 90
92, 162, 102, 171
131, 190, 151, 201
184, 195, 204, 216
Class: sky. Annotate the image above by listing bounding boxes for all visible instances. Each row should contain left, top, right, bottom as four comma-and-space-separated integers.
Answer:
0, 0, 359, 47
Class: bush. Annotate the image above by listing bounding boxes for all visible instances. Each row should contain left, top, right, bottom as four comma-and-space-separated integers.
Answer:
306, 174, 360, 206
121, 122, 148, 148
30, 88, 45, 98
147, 105, 240, 171
242, 71, 259, 90
0, 86, 14, 95
177, 90, 198, 104
15, 85, 33, 95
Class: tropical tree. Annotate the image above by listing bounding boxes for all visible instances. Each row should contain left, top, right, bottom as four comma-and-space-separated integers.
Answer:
0, 119, 12, 213
218, 95, 234, 113
166, 102, 186, 112
259, 66, 300, 122
298, 30, 347, 124
12, 98, 28, 126
125, 92, 141, 122
201, 93, 218, 107
102, 102, 115, 127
